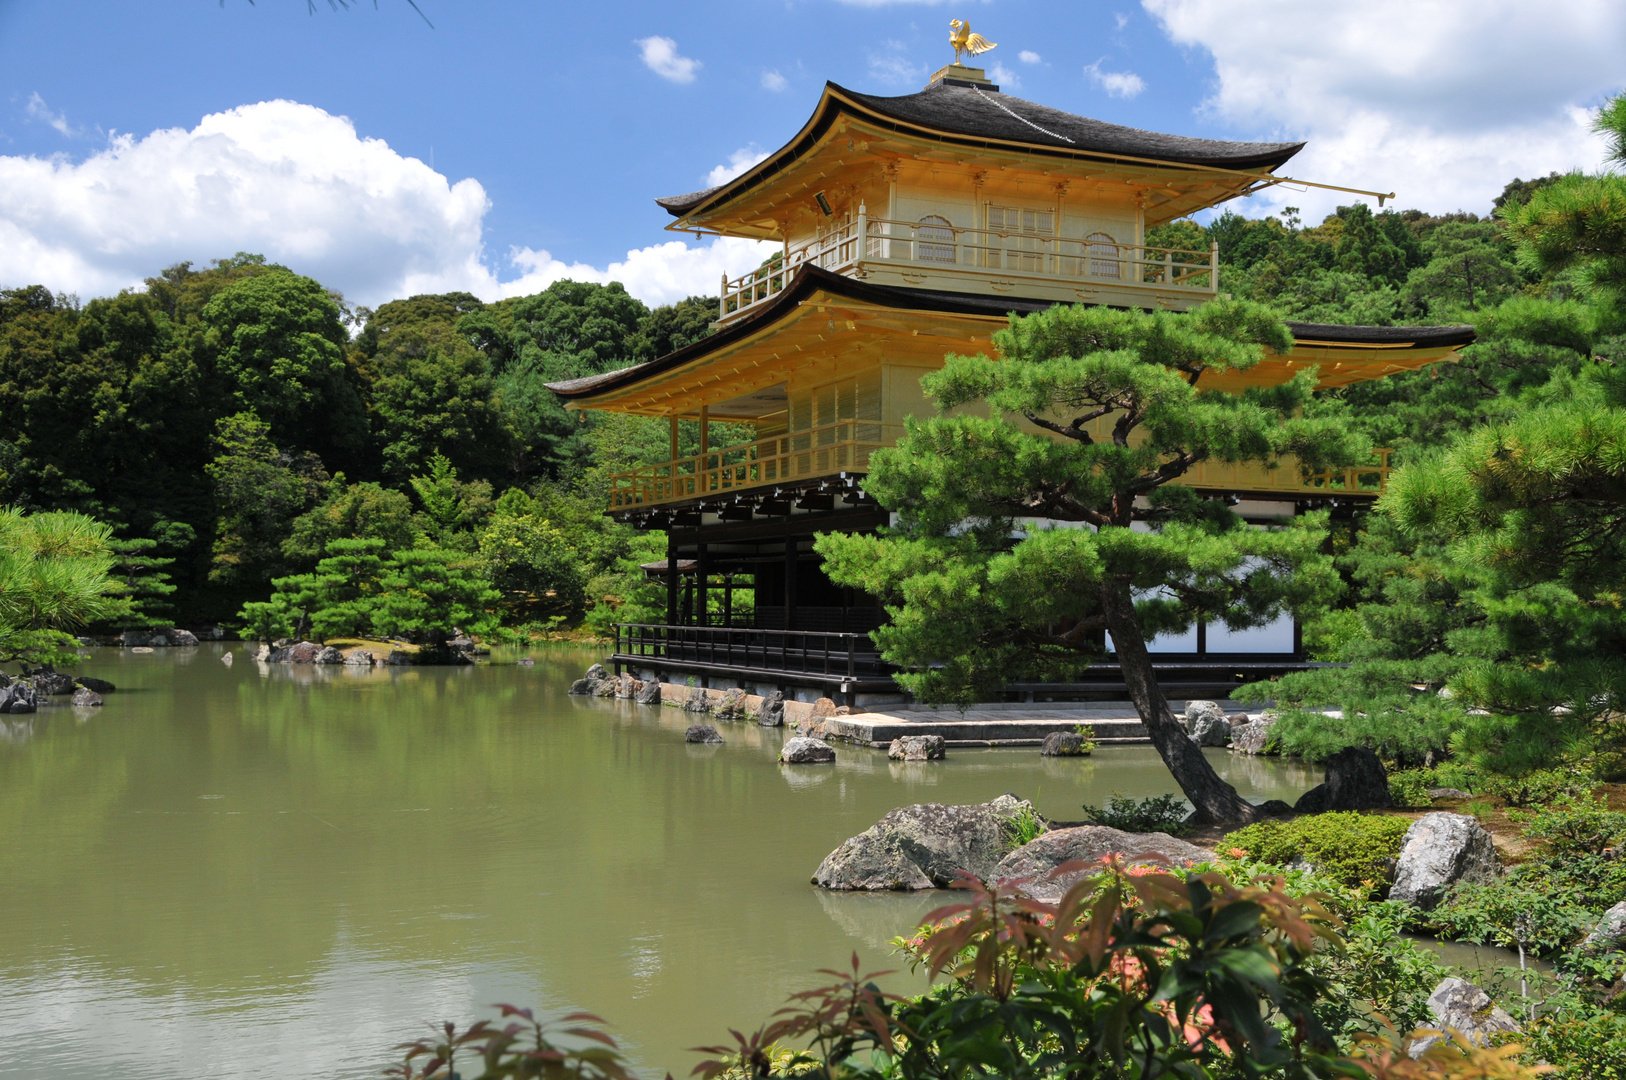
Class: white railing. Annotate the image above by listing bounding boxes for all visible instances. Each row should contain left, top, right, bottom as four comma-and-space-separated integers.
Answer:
717, 206, 1220, 325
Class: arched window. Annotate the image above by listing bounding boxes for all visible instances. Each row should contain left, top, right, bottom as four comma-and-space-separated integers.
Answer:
1085, 231, 1121, 279
916, 215, 957, 264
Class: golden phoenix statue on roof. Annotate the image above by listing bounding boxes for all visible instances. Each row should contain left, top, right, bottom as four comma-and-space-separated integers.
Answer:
949, 20, 997, 65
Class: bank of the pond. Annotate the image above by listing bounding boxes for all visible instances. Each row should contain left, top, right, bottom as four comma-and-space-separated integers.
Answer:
0, 645, 1322, 1080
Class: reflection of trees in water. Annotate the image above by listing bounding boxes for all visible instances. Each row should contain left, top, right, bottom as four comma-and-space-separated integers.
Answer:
1211, 750, 1320, 797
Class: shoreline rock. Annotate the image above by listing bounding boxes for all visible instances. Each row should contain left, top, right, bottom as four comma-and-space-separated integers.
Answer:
1040, 731, 1091, 756
1407, 978, 1518, 1057
994, 826, 1217, 901
1294, 747, 1392, 813
684, 724, 724, 744
781, 736, 836, 764
888, 734, 946, 761
812, 794, 1034, 890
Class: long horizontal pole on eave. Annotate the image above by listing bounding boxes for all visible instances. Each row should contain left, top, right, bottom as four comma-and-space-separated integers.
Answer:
665, 145, 1397, 234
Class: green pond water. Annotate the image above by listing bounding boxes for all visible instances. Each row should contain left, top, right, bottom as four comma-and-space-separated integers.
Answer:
0, 645, 1323, 1080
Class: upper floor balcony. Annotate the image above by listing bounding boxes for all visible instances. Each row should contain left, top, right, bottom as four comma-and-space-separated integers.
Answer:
607, 425, 1391, 515
716, 205, 1219, 329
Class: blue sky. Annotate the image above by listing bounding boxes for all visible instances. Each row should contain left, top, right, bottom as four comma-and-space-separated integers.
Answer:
2, 1, 1623, 307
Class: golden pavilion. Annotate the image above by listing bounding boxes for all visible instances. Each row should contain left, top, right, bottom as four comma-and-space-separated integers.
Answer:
548, 60, 1473, 704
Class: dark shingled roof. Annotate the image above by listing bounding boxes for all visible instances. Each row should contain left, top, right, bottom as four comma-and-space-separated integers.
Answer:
656, 80, 1304, 217
546, 267, 1474, 402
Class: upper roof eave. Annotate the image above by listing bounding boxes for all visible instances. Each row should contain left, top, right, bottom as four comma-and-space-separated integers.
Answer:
655, 80, 1305, 224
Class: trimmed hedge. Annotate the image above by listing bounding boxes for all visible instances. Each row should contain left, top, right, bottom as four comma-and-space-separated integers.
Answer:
1222, 812, 1413, 892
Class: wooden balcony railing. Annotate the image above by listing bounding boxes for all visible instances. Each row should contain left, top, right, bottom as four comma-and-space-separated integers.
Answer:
608, 420, 904, 511
613, 623, 894, 688
717, 206, 1219, 326
609, 422, 1391, 511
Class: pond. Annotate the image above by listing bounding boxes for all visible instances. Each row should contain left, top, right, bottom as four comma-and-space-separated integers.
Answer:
0, 646, 1323, 1080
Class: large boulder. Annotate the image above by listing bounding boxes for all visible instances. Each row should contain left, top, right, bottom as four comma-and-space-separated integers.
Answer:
681, 685, 712, 712
994, 826, 1217, 901
1231, 714, 1279, 755
593, 676, 618, 698
1582, 901, 1626, 952
781, 736, 836, 764
1041, 731, 1092, 757
567, 678, 593, 695
713, 687, 750, 721
286, 641, 322, 664
1390, 813, 1501, 910
757, 690, 785, 727
344, 650, 375, 667
253, 643, 272, 662
1294, 747, 1393, 813
1407, 978, 1519, 1057
384, 650, 416, 666
796, 697, 839, 738
170, 629, 200, 647
31, 671, 77, 696
1189, 714, 1231, 747
634, 680, 661, 705
72, 687, 104, 707
615, 673, 641, 700
585, 663, 608, 682
119, 630, 149, 648
0, 683, 38, 714
1183, 700, 1227, 734
314, 646, 345, 664
888, 734, 946, 761
685, 724, 724, 744
814, 794, 1036, 890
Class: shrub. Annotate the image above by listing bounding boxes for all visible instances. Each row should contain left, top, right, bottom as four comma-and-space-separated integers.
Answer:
1078, 792, 1190, 834
1309, 900, 1451, 1039
1479, 768, 1589, 808
1387, 768, 1438, 808
1222, 812, 1412, 892
1516, 792, 1626, 856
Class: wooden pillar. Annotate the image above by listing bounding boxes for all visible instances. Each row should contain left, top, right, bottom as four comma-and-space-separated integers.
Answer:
669, 415, 679, 461
698, 406, 710, 496
696, 543, 709, 628
722, 573, 733, 627
665, 531, 679, 627
783, 534, 798, 631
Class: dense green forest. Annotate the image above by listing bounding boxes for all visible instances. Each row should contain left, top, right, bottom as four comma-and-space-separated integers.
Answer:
0, 159, 1619, 644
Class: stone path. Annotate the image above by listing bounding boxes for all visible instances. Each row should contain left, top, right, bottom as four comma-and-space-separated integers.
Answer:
825, 699, 1257, 748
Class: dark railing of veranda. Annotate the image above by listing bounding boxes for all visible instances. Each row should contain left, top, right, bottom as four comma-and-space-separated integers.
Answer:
612, 623, 892, 683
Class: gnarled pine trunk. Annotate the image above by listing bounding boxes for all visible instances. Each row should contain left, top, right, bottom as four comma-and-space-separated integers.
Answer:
1100, 580, 1258, 825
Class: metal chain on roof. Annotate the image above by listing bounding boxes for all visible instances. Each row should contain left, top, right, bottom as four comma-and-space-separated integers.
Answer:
971, 86, 1075, 145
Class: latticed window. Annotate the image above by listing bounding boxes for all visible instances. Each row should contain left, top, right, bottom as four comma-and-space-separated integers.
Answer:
1085, 231, 1121, 279
988, 205, 1054, 273
916, 215, 957, 264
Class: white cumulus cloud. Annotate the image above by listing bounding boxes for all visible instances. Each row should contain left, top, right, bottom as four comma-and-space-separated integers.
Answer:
704, 146, 771, 188
1141, 0, 1626, 217
0, 100, 775, 310
990, 63, 1020, 90
637, 36, 701, 84
1084, 61, 1146, 99
761, 70, 788, 92
1018, 50, 1042, 64
498, 236, 773, 307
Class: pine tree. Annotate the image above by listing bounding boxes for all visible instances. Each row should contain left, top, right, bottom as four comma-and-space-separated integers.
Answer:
816, 300, 1363, 823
